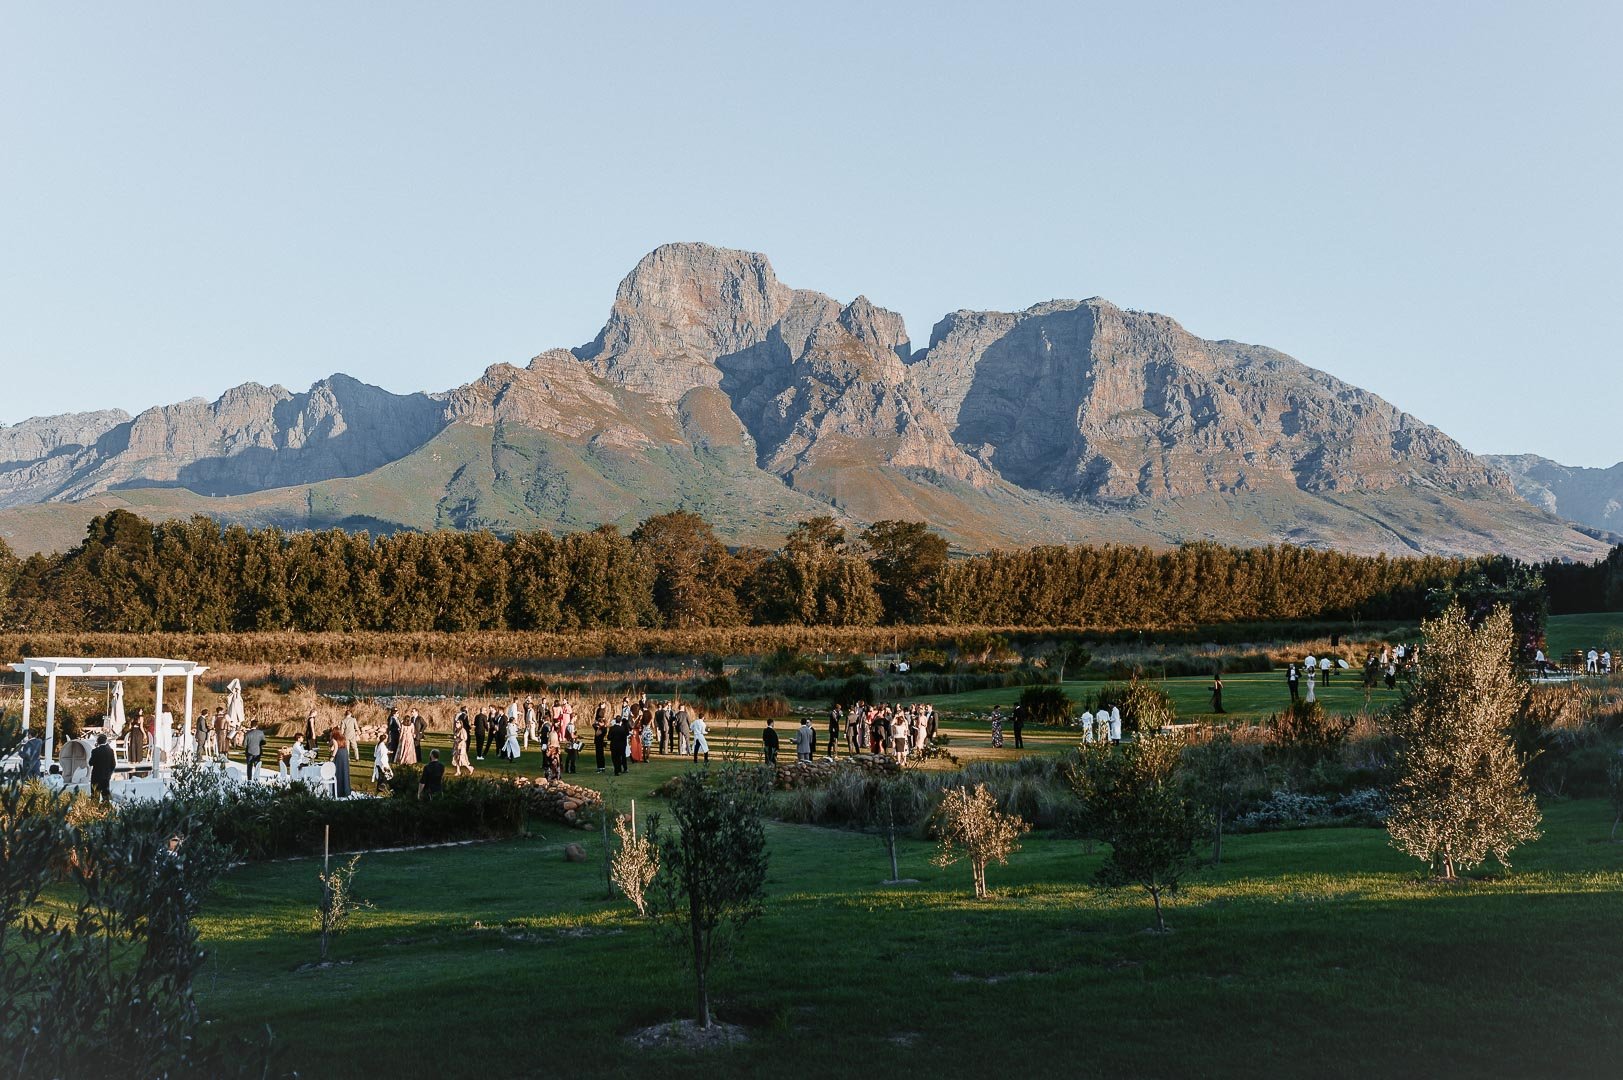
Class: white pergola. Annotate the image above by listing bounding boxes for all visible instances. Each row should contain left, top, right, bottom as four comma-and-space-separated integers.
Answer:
9, 657, 208, 772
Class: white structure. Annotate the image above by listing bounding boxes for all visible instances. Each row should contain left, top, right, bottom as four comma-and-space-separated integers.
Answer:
9, 657, 207, 773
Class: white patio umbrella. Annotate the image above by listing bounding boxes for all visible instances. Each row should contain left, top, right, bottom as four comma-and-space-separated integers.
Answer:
108, 680, 127, 736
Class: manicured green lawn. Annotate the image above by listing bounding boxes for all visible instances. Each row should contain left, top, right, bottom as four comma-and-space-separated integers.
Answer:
1546, 611, 1623, 660
197, 798, 1623, 1079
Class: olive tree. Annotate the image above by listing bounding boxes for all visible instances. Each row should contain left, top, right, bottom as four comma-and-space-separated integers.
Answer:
1073, 733, 1205, 931
652, 769, 769, 1028
1387, 604, 1541, 880
931, 783, 1030, 899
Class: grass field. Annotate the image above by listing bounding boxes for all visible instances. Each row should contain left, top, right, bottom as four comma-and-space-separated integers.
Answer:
194, 798, 1623, 1079
1545, 611, 1623, 660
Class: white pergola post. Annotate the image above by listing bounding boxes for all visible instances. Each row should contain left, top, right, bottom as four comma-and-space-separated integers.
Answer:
20, 666, 31, 741
154, 675, 165, 772
43, 673, 57, 770
183, 673, 195, 760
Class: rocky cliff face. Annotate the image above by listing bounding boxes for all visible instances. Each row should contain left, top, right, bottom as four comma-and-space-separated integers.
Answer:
0, 376, 445, 506
0, 242, 1604, 562
908, 298, 1498, 503
1486, 454, 1623, 537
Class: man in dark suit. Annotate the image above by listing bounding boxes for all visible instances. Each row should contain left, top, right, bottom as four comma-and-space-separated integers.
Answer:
762, 718, 780, 764
474, 708, 489, 760
90, 734, 116, 800
608, 717, 630, 776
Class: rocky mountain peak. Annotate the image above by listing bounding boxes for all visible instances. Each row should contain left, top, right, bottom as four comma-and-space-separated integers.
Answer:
574, 242, 797, 402
838, 295, 911, 360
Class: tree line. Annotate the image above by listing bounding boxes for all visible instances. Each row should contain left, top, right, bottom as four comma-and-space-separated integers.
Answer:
0, 508, 1597, 634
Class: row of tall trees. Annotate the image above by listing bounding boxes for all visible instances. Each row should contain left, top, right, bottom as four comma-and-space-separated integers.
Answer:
0, 508, 1580, 634
1545, 544, 1623, 614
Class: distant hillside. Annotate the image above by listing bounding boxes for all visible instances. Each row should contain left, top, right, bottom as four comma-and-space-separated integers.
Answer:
1485, 455, 1623, 540
0, 243, 1608, 562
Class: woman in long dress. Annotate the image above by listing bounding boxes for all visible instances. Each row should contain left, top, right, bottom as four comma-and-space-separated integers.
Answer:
332, 728, 352, 798
451, 715, 473, 776
396, 719, 418, 766
501, 718, 521, 761
629, 716, 644, 764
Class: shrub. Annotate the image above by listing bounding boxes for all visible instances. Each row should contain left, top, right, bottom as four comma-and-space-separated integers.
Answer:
1018, 685, 1075, 728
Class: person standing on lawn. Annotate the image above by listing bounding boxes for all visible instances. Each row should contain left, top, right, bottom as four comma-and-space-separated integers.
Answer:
762, 718, 780, 764
473, 707, 489, 760
341, 710, 362, 760
676, 704, 693, 757
1011, 703, 1026, 749
372, 735, 393, 793
331, 727, 353, 798
243, 720, 265, 783
796, 716, 816, 761
1210, 673, 1226, 714
593, 704, 609, 773
418, 750, 444, 800
1287, 663, 1300, 703
451, 713, 473, 776
827, 705, 843, 757
690, 712, 710, 764
90, 734, 116, 801
609, 714, 630, 776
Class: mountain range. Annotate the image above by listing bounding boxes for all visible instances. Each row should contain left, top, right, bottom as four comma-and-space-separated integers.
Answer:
0, 242, 1613, 562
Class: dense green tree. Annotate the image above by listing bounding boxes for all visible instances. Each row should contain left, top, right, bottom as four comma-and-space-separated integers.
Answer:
0, 537, 20, 618
632, 512, 741, 628
1073, 733, 1206, 931
861, 520, 949, 624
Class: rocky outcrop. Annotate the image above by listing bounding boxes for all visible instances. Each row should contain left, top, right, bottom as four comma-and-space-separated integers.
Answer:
0, 376, 446, 506
908, 298, 1498, 502
1486, 454, 1623, 537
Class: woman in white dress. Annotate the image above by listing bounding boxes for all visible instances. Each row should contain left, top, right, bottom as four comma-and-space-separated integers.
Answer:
372, 737, 393, 793
690, 714, 710, 764
1108, 706, 1123, 743
502, 718, 521, 761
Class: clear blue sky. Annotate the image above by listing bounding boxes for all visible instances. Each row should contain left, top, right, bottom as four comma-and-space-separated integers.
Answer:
3, 1, 1619, 466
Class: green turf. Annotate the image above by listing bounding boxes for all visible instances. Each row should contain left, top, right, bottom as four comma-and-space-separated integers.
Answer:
195, 798, 1623, 1078
1545, 611, 1623, 661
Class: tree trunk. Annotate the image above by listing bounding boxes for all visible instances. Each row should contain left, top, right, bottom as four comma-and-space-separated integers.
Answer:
973, 857, 986, 899
886, 824, 899, 882
1212, 813, 1224, 865
691, 915, 710, 1028
1150, 886, 1165, 932
1612, 809, 1620, 842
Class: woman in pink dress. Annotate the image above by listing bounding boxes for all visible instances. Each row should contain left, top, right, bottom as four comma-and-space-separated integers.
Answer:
451, 714, 473, 776
396, 718, 418, 765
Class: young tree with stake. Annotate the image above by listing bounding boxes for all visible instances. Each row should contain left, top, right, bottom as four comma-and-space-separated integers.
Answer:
652, 769, 769, 1029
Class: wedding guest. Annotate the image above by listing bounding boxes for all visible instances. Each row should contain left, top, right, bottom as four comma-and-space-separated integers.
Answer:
762, 718, 780, 764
